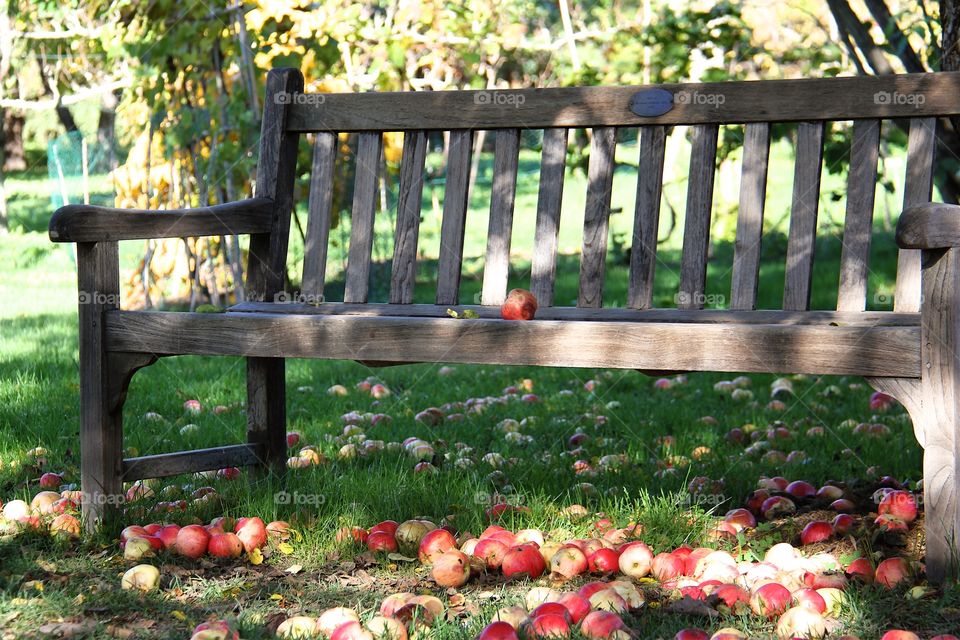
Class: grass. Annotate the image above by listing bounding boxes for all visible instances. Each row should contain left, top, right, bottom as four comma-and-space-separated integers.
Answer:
0, 144, 958, 639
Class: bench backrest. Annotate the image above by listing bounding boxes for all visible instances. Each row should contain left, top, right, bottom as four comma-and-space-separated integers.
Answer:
276, 72, 960, 314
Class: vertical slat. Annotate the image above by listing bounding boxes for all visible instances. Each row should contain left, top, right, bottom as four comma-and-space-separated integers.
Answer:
530, 128, 569, 307
300, 132, 338, 302
77, 241, 122, 530
390, 130, 428, 304
628, 126, 667, 309
344, 132, 383, 303
481, 128, 521, 305
837, 119, 881, 312
246, 68, 302, 478
729, 123, 771, 311
678, 124, 719, 310
783, 121, 826, 311
895, 117, 936, 312
578, 127, 618, 308
436, 130, 474, 305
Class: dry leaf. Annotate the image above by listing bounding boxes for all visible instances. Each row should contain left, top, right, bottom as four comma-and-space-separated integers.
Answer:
277, 542, 294, 555
285, 564, 303, 574
248, 548, 264, 565
38, 621, 94, 638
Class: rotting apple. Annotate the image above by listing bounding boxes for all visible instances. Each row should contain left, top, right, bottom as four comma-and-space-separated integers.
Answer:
500, 288, 538, 321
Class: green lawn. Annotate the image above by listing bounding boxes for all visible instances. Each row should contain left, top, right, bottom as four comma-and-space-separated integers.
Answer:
0, 141, 956, 639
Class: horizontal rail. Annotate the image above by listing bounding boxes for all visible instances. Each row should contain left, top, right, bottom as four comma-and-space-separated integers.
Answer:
228, 302, 920, 326
49, 198, 275, 243
105, 310, 921, 377
122, 443, 263, 481
286, 72, 960, 131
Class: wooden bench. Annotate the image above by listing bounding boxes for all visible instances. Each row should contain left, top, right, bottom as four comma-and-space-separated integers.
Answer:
49, 69, 960, 582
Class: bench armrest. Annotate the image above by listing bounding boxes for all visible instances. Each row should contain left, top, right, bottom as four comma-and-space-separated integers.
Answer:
48, 197, 276, 243
896, 203, 960, 250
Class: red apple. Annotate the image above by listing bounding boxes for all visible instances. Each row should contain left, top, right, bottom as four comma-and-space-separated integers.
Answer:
317, 608, 360, 637
845, 558, 874, 583
419, 528, 457, 564
556, 593, 591, 624
192, 620, 239, 640
235, 517, 267, 553
588, 548, 620, 574
502, 544, 546, 579
830, 498, 856, 512
761, 496, 797, 519
330, 621, 374, 640
792, 588, 826, 614
800, 521, 834, 545
832, 513, 855, 534
478, 621, 520, 640
750, 583, 791, 619
121, 525, 150, 542
712, 584, 750, 610
474, 538, 509, 569
651, 552, 684, 581
878, 491, 918, 523
785, 481, 817, 499
500, 289, 538, 321
527, 614, 570, 638
550, 546, 588, 579
157, 524, 181, 549
618, 541, 653, 578
724, 508, 757, 530
370, 520, 399, 536
267, 520, 292, 541
176, 525, 210, 559
366, 531, 399, 553
286, 432, 301, 448
432, 549, 471, 587
531, 603, 572, 623
879, 632, 920, 640
577, 581, 611, 600
875, 557, 911, 589
39, 472, 63, 489
209, 532, 244, 559
675, 631, 709, 640
579, 611, 626, 639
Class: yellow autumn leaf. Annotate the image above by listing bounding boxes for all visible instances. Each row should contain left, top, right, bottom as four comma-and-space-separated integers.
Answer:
277, 542, 295, 555
249, 548, 264, 565
171, 611, 188, 622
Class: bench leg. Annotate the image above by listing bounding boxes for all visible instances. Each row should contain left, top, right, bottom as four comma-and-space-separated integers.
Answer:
77, 241, 123, 531
247, 357, 287, 477
918, 246, 960, 583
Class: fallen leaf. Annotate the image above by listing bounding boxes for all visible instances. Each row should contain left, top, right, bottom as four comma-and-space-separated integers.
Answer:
387, 553, 417, 563
38, 621, 94, 638
285, 564, 303, 574
666, 596, 718, 618
248, 548, 264, 565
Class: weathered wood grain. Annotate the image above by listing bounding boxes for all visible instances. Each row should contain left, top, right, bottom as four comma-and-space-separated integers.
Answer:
300, 132, 338, 301
77, 241, 122, 530
344, 132, 384, 303
628, 125, 667, 309
123, 444, 264, 481
228, 300, 919, 326
481, 129, 521, 305
286, 72, 960, 131
837, 119, 881, 312
895, 117, 937, 312
246, 68, 302, 478
783, 122, 826, 311
530, 128, 569, 307
436, 130, 474, 305
390, 130, 428, 304
897, 203, 960, 249
730, 123, 771, 310
678, 124, 719, 310
917, 246, 960, 582
48, 198, 275, 243
106, 310, 920, 377
578, 127, 618, 308
865, 376, 924, 447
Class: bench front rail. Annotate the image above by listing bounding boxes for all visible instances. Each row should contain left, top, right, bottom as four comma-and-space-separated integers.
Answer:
50, 69, 960, 581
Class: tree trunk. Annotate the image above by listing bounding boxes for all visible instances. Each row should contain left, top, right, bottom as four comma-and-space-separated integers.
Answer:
97, 90, 120, 170
2, 110, 25, 171
36, 55, 79, 133
942, 0, 960, 72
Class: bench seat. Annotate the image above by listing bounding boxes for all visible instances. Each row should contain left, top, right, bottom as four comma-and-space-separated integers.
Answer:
106, 307, 920, 377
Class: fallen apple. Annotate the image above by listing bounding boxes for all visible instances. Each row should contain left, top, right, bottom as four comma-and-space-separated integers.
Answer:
500, 288, 538, 320
775, 606, 827, 640
432, 549, 471, 587
875, 557, 912, 589
751, 582, 792, 619
579, 611, 626, 639
550, 546, 588, 579
588, 548, 621, 574
209, 532, 244, 559
419, 528, 457, 563
235, 517, 268, 553
315, 607, 360, 637
800, 521, 834, 545
366, 531, 399, 553
176, 524, 210, 559
502, 544, 546, 579
478, 621, 520, 640
277, 616, 317, 639
365, 617, 407, 640
121, 564, 160, 591
618, 541, 653, 578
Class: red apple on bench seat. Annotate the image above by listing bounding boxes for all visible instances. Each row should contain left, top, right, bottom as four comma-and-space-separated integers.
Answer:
500, 289, 538, 320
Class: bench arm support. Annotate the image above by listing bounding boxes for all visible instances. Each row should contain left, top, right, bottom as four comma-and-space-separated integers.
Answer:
48, 197, 275, 243
896, 202, 960, 249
